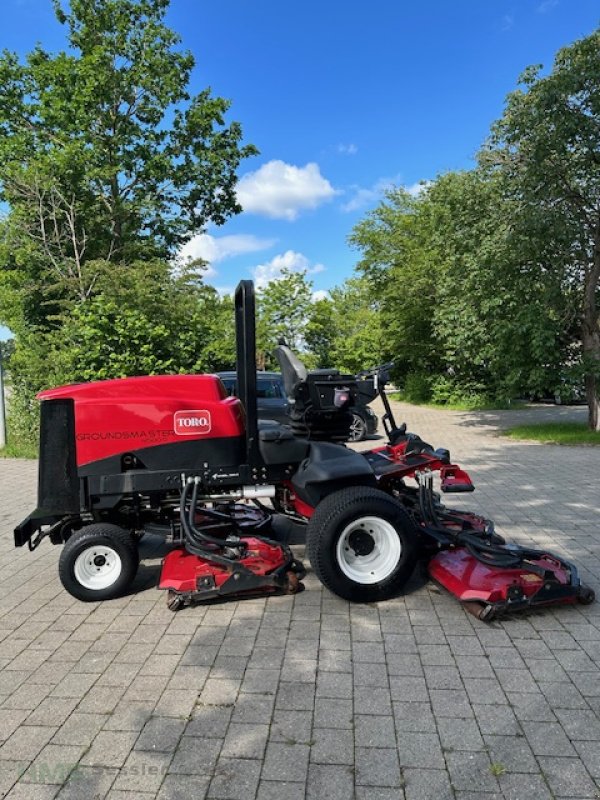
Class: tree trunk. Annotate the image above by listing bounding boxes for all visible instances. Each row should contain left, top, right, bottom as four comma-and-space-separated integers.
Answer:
582, 241, 600, 431
584, 370, 600, 430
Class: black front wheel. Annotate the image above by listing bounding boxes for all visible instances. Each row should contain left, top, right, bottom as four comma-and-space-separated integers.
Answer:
306, 486, 420, 602
58, 524, 139, 602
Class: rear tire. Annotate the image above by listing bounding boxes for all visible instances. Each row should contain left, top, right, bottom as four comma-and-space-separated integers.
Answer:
306, 486, 420, 602
58, 524, 139, 602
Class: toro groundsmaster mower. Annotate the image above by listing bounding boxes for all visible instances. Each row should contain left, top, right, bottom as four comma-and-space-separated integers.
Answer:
15, 281, 594, 619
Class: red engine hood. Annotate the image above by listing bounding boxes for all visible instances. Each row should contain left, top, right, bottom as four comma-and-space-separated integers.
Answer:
38, 375, 246, 467
38, 374, 226, 402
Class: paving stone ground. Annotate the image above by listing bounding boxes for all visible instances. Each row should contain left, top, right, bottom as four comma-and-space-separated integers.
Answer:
0, 400, 598, 799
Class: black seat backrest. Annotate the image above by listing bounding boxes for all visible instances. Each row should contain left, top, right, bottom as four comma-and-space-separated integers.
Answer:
273, 344, 308, 399
273, 342, 359, 443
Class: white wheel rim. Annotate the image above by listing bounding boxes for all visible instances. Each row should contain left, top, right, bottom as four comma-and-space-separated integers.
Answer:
335, 516, 401, 584
74, 545, 122, 590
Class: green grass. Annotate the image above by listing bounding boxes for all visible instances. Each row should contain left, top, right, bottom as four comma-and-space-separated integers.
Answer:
0, 440, 38, 459
504, 422, 600, 446
388, 392, 525, 412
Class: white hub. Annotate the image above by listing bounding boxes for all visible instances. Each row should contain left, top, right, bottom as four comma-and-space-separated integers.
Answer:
74, 545, 122, 590
335, 516, 401, 584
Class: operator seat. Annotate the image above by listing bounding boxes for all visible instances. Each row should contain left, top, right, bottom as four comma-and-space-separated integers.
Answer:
274, 343, 308, 397
273, 342, 355, 443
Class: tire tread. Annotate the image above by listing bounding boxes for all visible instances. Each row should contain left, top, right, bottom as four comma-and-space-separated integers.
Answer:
58, 523, 139, 602
306, 485, 418, 602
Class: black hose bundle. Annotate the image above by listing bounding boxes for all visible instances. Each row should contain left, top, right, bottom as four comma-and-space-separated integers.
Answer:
457, 532, 550, 571
178, 480, 281, 567
417, 472, 524, 568
179, 481, 239, 567
457, 533, 525, 568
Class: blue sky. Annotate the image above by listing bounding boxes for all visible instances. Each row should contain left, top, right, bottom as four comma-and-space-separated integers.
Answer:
1, 0, 599, 336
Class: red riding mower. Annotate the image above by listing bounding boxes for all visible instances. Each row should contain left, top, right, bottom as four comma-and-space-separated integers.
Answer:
15, 281, 594, 620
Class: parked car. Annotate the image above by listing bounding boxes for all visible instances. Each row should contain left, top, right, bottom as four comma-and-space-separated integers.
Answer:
217, 371, 378, 441
217, 371, 290, 425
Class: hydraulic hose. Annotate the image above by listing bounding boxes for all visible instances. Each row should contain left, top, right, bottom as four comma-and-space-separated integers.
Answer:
179, 479, 288, 566
188, 480, 241, 546
179, 482, 235, 567
458, 532, 524, 568
457, 530, 552, 570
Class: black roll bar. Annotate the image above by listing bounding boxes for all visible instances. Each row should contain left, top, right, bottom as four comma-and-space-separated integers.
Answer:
234, 281, 260, 467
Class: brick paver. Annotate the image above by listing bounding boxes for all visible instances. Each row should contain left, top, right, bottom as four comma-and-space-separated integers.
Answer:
0, 400, 598, 799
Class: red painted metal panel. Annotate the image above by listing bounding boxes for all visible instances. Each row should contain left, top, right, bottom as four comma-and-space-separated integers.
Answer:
428, 548, 571, 604
158, 538, 289, 592
38, 375, 245, 466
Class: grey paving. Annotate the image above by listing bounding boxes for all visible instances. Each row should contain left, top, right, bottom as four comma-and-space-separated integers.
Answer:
0, 399, 598, 798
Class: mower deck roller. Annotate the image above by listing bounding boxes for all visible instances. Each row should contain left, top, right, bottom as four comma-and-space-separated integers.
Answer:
13, 280, 595, 619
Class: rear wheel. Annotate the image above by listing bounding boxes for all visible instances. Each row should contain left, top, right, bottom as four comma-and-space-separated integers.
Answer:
306, 486, 420, 602
58, 524, 139, 602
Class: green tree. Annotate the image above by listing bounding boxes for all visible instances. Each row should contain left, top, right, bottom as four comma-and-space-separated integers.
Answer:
350, 175, 568, 404
427, 171, 567, 402
483, 29, 600, 428
0, 0, 256, 323
328, 278, 383, 374
58, 262, 231, 381
305, 297, 335, 368
349, 188, 442, 381
257, 269, 313, 368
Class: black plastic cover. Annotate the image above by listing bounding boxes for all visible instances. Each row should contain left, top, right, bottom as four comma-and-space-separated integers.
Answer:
291, 441, 375, 505
38, 398, 80, 514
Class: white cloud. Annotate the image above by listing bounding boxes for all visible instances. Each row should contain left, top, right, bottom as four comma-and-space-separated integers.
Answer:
341, 175, 431, 212
337, 143, 358, 155
341, 174, 402, 213
180, 233, 275, 265
251, 250, 326, 290
178, 233, 275, 278
237, 160, 337, 220
537, 0, 557, 12
406, 180, 432, 197
500, 14, 514, 31
312, 289, 330, 302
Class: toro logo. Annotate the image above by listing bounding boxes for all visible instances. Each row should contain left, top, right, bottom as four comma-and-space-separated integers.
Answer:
174, 410, 212, 436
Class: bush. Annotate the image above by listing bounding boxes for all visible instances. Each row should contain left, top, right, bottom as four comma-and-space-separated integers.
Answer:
402, 372, 432, 403
430, 375, 489, 407
4, 387, 39, 458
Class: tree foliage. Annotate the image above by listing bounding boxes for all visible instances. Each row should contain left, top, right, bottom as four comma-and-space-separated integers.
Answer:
348, 30, 600, 424
349, 173, 573, 403
305, 278, 383, 374
350, 189, 440, 378
482, 29, 600, 428
59, 262, 236, 382
0, 0, 256, 321
256, 269, 313, 368
428, 171, 568, 401
0, 0, 256, 448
